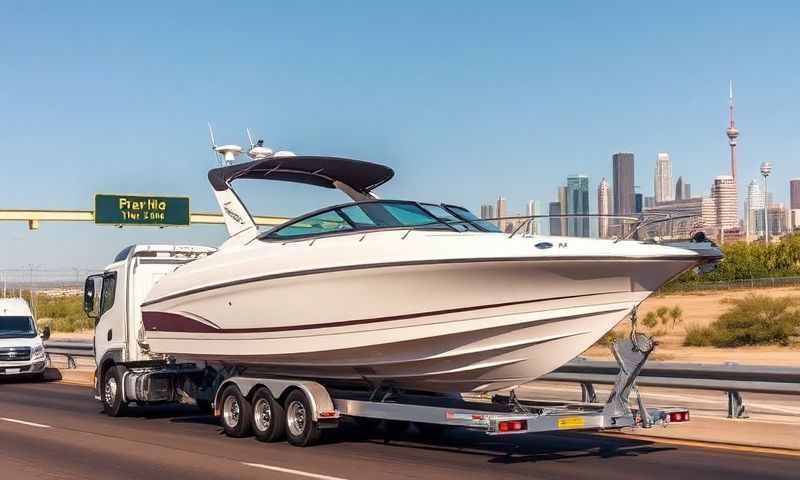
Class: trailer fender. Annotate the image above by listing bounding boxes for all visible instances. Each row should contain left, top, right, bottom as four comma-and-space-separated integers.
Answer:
213, 377, 337, 422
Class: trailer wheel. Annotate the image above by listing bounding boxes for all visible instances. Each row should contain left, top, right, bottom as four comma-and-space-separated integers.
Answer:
251, 387, 286, 442
284, 389, 322, 447
219, 384, 253, 438
102, 365, 128, 417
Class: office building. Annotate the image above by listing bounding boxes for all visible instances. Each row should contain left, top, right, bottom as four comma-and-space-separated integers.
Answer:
644, 197, 703, 238
496, 197, 508, 232
598, 178, 611, 238
675, 176, 691, 201
654, 152, 673, 203
526, 200, 543, 235
791, 179, 800, 231
558, 185, 569, 236
480, 204, 495, 221
635, 193, 643, 214
712, 175, 738, 230
567, 175, 590, 237
548, 202, 562, 236
613, 153, 635, 215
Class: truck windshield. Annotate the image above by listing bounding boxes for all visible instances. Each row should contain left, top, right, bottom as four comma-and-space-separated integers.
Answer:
0, 316, 36, 338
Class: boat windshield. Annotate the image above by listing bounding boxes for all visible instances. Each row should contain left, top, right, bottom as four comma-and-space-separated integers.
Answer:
265, 201, 495, 239
0, 316, 36, 338
444, 205, 502, 233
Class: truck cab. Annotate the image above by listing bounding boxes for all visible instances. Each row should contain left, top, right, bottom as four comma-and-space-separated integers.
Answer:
83, 244, 215, 404
0, 297, 50, 380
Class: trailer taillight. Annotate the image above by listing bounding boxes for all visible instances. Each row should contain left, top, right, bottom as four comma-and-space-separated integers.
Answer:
668, 411, 690, 422
497, 420, 527, 432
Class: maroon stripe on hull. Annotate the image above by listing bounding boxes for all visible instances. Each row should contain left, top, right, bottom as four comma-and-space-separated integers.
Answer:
142, 312, 218, 333
142, 291, 629, 334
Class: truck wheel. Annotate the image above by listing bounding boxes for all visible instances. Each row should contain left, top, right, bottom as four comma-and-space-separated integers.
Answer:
284, 389, 322, 447
220, 384, 252, 438
251, 387, 286, 442
102, 365, 128, 417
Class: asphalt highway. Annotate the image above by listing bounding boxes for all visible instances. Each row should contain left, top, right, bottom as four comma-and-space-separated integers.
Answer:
0, 379, 796, 480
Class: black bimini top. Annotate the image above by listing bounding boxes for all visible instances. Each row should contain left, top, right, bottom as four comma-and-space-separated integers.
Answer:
208, 156, 395, 194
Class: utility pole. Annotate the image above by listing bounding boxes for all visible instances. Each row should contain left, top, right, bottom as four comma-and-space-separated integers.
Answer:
761, 162, 772, 244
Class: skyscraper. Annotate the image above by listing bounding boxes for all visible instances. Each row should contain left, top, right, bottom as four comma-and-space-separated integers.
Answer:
675, 176, 691, 201
480, 204, 495, 220
635, 193, 643, 213
496, 197, 508, 232
548, 202, 561, 236
712, 175, 738, 230
746, 180, 765, 238
558, 185, 569, 236
597, 178, 610, 238
612, 153, 635, 215
526, 200, 542, 235
654, 152, 673, 203
567, 175, 590, 237
790, 179, 800, 231
791, 179, 800, 209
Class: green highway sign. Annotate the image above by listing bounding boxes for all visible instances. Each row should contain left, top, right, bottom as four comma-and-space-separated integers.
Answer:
94, 194, 190, 226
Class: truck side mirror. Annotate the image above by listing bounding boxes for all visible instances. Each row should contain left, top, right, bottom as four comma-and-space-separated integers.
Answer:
84, 275, 101, 318
41, 326, 51, 341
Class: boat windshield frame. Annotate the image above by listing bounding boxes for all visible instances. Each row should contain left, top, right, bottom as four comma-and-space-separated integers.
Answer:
259, 200, 499, 241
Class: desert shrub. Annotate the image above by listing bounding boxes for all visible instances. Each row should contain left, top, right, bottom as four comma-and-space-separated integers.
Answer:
668, 306, 684, 328
30, 293, 92, 333
642, 312, 658, 329
683, 323, 713, 347
683, 295, 800, 347
655, 306, 669, 326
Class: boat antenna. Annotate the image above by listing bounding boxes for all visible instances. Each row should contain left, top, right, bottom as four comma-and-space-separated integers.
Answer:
208, 122, 224, 166
245, 127, 274, 160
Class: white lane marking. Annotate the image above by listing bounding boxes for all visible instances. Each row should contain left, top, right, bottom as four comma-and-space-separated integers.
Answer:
0, 417, 52, 429
243, 462, 349, 480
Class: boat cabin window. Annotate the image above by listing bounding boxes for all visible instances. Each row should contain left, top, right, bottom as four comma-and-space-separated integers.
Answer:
421, 204, 478, 232
444, 205, 502, 233
270, 210, 354, 238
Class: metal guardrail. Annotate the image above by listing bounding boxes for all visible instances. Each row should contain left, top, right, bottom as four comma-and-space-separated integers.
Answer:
44, 341, 798, 418
44, 341, 94, 369
542, 358, 800, 418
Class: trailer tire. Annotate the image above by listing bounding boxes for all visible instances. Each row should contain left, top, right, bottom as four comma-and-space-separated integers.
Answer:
251, 387, 286, 442
102, 365, 128, 417
219, 384, 253, 438
284, 389, 322, 447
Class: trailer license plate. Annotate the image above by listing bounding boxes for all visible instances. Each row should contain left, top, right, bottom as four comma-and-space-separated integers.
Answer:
557, 416, 585, 429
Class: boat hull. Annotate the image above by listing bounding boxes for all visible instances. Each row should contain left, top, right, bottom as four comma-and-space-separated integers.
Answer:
141, 256, 695, 392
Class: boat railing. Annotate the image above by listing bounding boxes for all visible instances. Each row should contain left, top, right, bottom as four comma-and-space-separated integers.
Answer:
408, 212, 706, 242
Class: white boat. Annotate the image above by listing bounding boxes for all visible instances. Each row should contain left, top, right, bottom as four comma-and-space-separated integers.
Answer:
140, 155, 721, 393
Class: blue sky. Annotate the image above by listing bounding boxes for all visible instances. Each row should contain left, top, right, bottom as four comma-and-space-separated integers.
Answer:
1, 1, 799, 278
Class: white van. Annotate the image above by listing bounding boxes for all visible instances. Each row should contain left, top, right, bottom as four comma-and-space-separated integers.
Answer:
0, 298, 50, 380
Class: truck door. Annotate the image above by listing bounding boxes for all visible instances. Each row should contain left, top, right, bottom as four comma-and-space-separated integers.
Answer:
85, 264, 127, 364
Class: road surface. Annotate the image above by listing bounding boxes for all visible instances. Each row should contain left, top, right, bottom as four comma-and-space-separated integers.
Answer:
0, 380, 796, 480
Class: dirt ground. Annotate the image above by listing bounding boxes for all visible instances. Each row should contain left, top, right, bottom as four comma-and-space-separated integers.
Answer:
583, 286, 800, 365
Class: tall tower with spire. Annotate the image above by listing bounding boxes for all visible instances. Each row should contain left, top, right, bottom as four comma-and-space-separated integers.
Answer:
726, 80, 739, 180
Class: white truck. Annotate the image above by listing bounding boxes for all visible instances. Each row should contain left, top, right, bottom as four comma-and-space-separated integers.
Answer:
0, 297, 50, 380
85, 244, 689, 446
